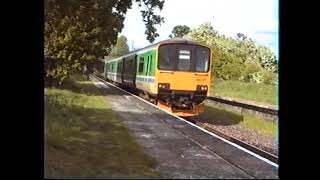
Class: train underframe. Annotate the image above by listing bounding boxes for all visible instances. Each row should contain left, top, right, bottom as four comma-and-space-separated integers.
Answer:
138, 89, 206, 117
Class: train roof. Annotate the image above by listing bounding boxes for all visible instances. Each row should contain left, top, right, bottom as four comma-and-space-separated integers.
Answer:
104, 37, 208, 63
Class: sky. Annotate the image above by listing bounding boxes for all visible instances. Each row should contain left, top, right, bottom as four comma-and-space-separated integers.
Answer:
120, 0, 279, 58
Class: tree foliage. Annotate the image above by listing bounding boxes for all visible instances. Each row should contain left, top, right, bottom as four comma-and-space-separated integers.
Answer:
187, 23, 278, 85
169, 25, 191, 38
45, 0, 164, 85
109, 35, 130, 57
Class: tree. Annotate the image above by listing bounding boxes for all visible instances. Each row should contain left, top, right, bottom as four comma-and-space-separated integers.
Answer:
187, 23, 278, 84
236, 33, 247, 41
109, 35, 130, 57
169, 25, 190, 38
45, 0, 165, 85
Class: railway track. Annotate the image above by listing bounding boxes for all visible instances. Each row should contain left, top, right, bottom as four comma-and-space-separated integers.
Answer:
207, 96, 278, 116
194, 121, 278, 164
203, 96, 278, 162
92, 74, 278, 167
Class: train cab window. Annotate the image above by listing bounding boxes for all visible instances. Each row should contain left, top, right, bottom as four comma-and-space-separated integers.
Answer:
177, 49, 191, 71
159, 44, 210, 72
159, 44, 175, 70
195, 47, 210, 72
139, 57, 144, 73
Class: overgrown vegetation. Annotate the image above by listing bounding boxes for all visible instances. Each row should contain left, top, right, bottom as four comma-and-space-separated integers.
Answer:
201, 105, 277, 137
45, 75, 160, 178
211, 79, 278, 106
186, 23, 278, 85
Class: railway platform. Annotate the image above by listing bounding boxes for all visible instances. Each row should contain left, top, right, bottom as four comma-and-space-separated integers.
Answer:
90, 75, 278, 179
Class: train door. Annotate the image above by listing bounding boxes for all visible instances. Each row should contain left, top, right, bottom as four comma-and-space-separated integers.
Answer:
137, 56, 145, 76
146, 56, 150, 76
136, 55, 145, 90
106, 62, 110, 80
147, 54, 153, 77
116, 60, 123, 83
121, 58, 124, 83
133, 55, 137, 87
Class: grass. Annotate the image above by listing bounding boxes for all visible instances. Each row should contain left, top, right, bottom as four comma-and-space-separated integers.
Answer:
240, 114, 277, 136
45, 74, 160, 179
201, 105, 277, 137
211, 79, 278, 106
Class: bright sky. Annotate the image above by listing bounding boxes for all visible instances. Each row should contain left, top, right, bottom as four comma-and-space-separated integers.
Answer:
120, 0, 279, 58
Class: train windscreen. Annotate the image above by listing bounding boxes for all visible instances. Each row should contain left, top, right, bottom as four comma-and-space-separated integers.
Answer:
158, 44, 210, 72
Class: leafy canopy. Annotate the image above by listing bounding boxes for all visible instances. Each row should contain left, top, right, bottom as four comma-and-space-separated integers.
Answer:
45, 0, 165, 84
169, 25, 191, 38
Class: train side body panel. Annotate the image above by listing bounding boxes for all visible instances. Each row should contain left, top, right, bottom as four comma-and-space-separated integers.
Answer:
135, 49, 157, 95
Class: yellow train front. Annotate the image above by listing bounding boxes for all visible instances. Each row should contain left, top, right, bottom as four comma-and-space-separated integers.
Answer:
104, 38, 211, 117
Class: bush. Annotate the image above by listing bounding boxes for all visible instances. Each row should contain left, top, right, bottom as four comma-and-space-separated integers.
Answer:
242, 63, 261, 82
212, 51, 246, 80
220, 63, 245, 80
243, 70, 277, 85
188, 23, 278, 85
260, 70, 277, 85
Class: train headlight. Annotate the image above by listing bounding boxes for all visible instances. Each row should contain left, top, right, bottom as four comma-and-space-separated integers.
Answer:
158, 83, 170, 89
197, 85, 208, 91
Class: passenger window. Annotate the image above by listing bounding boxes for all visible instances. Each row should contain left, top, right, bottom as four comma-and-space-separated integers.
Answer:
139, 57, 144, 73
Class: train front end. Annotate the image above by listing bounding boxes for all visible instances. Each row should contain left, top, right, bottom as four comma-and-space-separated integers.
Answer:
155, 41, 211, 117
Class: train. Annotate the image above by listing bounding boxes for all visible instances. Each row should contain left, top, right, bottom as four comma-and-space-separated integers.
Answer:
95, 38, 212, 117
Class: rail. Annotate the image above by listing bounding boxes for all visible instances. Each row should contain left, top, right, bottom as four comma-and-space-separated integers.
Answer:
207, 96, 278, 116
195, 122, 278, 164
